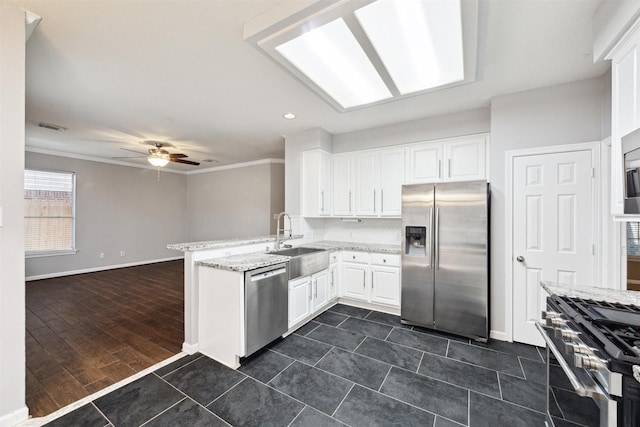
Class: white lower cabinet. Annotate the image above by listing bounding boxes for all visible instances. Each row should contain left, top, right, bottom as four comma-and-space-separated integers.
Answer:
288, 276, 311, 328
340, 251, 400, 308
329, 254, 339, 299
288, 268, 332, 328
312, 269, 329, 311
370, 265, 400, 306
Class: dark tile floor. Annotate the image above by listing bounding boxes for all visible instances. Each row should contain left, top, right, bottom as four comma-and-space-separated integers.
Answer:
42, 304, 599, 427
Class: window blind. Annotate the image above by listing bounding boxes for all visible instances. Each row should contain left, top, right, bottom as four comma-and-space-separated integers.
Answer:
627, 222, 640, 257
24, 169, 75, 252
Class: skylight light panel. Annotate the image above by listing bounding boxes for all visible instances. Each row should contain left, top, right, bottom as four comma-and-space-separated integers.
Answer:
275, 18, 392, 109
355, 0, 464, 95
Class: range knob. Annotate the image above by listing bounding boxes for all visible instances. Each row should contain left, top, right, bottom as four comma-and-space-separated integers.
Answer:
554, 328, 579, 341
574, 354, 607, 372
547, 317, 568, 327
542, 311, 561, 320
564, 342, 594, 356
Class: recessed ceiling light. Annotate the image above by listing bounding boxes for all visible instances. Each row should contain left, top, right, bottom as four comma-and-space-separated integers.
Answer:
355, 0, 464, 95
275, 18, 392, 109
283, 113, 296, 120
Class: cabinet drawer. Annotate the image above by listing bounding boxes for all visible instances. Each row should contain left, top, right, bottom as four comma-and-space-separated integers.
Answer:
342, 251, 369, 264
371, 253, 400, 267
329, 251, 339, 264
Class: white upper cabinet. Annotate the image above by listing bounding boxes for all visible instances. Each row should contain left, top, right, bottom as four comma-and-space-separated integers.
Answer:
355, 152, 378, 216
405, 142, 443, 183
301, 134, 488, 218
301, 149, 331, 217
378, 148, 405, 216
405, 134, 489, 185
608, 21, 640, 214
444, 135, 487, 182
332, 154, 354, 216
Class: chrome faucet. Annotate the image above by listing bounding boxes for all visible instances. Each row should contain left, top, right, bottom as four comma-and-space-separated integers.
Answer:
275, 212, 292, 250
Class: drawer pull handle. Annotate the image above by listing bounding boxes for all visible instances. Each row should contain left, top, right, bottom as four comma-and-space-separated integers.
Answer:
353, 255, 356, 259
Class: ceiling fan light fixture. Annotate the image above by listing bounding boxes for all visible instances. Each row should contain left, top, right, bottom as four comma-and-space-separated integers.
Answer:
148, 157, 169, 167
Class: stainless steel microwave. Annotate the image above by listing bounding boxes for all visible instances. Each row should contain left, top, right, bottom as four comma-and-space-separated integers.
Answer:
623, 127, 640, 213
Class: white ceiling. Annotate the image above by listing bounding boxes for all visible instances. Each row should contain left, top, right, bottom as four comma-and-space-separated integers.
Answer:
19, 0, 610, 171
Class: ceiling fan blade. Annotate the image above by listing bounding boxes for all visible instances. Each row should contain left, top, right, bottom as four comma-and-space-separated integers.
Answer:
120, 148, 148, 155
169, 153, 188, 159
171, 158, 200, 166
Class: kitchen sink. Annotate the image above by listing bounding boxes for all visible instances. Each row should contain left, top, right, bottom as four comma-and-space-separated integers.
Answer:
270, 246, 329, 279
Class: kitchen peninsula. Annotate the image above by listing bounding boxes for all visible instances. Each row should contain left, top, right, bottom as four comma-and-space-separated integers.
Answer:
168, 235, 401, 367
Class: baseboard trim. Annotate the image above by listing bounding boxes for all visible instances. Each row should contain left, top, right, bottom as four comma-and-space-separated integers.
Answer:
25, 256, 184, 281
490, 330, 509, 342
182, 342, 199, 355
0, 406, 28, 427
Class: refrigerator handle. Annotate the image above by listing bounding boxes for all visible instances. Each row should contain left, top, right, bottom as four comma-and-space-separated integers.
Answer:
428, 207, 433, 268
434, 207, 440, 270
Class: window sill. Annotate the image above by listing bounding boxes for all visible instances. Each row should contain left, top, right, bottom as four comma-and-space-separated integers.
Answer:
25, 249, 78, 259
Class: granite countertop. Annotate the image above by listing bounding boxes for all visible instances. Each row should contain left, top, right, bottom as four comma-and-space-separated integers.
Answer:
167, 235, 303, 252
541, 281, 640, 306
196, 252, 290, 272
303, 240, 401, 254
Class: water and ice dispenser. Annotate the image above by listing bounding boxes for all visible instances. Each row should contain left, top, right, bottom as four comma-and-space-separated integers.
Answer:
405, 226, 427, 257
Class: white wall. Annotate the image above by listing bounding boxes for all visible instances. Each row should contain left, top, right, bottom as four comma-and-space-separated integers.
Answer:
0, 2, 28, 425
185, 161, 284, 241
490, 75, 610, 338
25, 152, 188, 279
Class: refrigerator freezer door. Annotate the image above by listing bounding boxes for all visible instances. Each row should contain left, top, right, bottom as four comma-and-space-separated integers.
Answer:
401, 183, 435, 328
433, 181, 488, 339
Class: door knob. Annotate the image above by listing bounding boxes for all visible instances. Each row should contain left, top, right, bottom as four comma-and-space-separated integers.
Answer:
516, 256, 525, 263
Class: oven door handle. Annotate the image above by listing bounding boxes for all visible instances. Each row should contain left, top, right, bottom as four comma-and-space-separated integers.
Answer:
535, 322, 608, 400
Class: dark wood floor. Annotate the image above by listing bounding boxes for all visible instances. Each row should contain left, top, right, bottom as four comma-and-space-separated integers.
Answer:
26, 260, 184, 418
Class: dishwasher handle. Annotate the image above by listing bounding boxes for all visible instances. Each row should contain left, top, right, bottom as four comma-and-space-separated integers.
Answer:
248, 264, 287, 282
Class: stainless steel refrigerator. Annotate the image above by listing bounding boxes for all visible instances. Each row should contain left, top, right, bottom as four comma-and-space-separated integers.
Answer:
401, 181, 489, 341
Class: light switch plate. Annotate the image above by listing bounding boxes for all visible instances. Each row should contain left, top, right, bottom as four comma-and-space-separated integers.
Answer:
0, 207, 3, 227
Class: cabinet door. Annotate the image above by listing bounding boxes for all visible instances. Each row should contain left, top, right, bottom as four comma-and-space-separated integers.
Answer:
312, 270, 329, 311
378, 148, 404, 216
405, 142, 443, 184
302, 150, 331, 217
370, 266, 400, 307
444, 136, 486, 182
355, 152, 378, 216
329, 263, 338, 299
341, 262, 368, 301
332, 154, 354, 216
289, 277, 311, 327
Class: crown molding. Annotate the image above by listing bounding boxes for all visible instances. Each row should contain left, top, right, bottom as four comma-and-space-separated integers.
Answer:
25, 146, 284, 175
185, 158, 285, 174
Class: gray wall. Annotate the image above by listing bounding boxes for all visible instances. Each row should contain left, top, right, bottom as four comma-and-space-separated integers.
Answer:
489, 74, 611, 336
332, 107, 491, 153
25, 152, 188, 278
185, 162, 284, 241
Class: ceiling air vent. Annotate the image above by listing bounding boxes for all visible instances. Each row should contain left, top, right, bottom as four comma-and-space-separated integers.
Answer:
38, 122, 66, 132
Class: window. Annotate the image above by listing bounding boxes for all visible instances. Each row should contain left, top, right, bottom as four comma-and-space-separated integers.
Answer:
627, 222, 640, 257
24, 169, 76, 255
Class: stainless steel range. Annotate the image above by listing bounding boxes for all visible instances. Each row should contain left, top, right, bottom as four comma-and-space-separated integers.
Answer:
537, 294, 640, 427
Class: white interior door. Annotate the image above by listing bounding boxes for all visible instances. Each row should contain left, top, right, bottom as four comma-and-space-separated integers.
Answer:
512, 150, 594, 346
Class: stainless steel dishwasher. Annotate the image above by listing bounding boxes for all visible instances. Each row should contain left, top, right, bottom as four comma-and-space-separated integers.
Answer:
244, 263, 288, 356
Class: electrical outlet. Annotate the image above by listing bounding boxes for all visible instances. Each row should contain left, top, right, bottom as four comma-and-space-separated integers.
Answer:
120, 251, 125, 257
273, 213, 278, 220
100, 252, 105, 259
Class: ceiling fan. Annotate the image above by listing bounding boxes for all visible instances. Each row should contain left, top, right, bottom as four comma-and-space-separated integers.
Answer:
115, 141, 200, 167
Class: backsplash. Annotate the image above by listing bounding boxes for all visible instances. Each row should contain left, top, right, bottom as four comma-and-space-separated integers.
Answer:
297, 217, 402, 245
